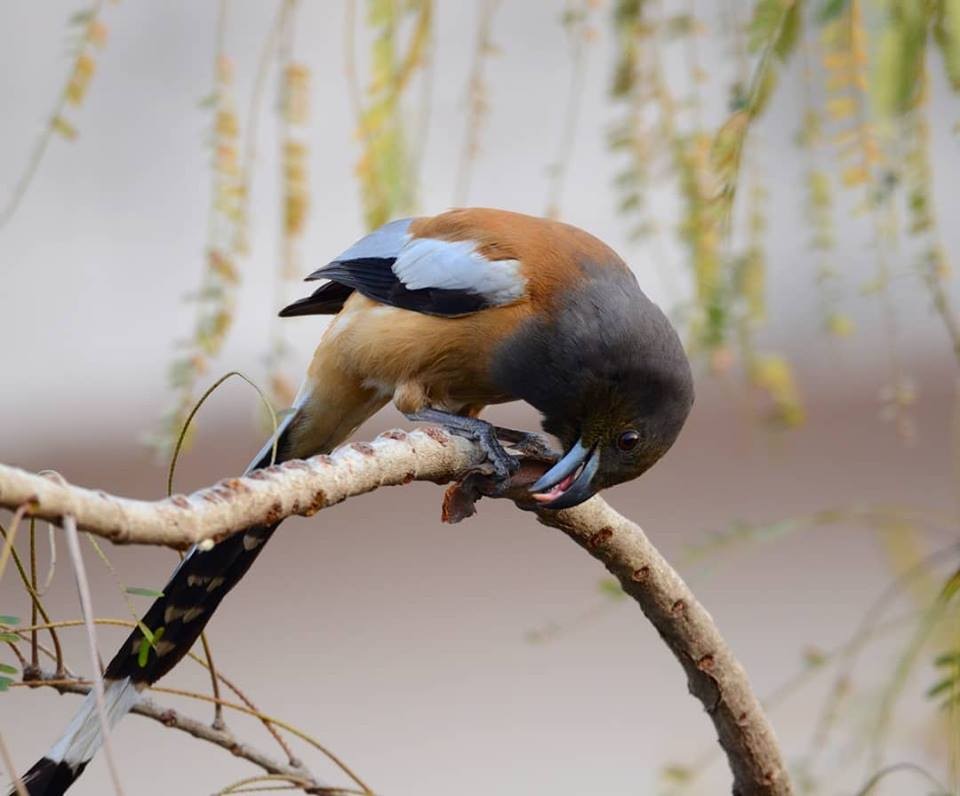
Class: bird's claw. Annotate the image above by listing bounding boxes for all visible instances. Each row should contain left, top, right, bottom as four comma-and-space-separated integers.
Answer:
405, 409, 518, 494
494, 428, 559, 464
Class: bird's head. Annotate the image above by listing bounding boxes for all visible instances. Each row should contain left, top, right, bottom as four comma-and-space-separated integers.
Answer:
529, 362, 693, 509
501, 265, 694, 510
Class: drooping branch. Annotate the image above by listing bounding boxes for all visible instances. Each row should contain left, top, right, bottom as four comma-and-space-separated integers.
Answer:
20, 671, 351, 795
537, 502, 792, 795
0, 427, 792, 794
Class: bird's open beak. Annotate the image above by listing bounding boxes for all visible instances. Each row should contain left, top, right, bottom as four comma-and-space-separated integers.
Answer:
529, 438, 600, 509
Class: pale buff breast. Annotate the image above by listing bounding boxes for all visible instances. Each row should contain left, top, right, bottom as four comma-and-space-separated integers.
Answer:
316, 293, 527, 414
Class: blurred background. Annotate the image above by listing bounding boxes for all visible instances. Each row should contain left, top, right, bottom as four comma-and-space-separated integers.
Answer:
1, 1, 959, 794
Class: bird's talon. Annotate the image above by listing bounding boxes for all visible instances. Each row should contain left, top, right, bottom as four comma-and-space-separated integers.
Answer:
497, 430, 559, 463
405, 408, 519, 487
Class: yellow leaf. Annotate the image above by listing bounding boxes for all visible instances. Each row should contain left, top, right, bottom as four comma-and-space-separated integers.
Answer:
51, 115, 78, 140
88, 20, 109, 48
841, 165, 868, 186
826, 313, 855, 337
66, 54, 96, 105
826, 96, 855, 120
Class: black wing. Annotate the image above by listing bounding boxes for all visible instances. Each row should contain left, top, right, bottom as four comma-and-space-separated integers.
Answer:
279, 256, 492, 318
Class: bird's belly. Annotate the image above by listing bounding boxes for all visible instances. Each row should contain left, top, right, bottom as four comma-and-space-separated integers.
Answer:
326, 295, 523, 414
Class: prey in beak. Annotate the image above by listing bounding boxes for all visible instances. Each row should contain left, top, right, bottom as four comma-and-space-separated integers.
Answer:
529, 438, 600, 509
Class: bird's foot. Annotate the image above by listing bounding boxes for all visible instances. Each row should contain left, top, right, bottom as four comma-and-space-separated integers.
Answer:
405, 409, 518, 489
492, 427, 559, 464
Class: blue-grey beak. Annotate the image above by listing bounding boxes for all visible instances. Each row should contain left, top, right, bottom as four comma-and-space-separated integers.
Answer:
529, 438, 600, 510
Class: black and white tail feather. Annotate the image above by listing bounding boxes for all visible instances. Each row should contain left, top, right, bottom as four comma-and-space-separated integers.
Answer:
9, 405, 306, 796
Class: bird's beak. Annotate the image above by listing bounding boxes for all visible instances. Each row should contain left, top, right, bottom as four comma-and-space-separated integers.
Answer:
529, 438, 600, 510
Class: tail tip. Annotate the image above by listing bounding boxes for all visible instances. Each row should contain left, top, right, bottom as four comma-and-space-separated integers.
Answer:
8, 757, 85, 796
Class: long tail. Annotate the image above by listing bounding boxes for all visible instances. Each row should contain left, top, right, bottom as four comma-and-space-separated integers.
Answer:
12, 410, 304, 796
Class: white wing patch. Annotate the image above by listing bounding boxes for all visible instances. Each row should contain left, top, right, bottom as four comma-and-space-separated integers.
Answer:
391, 237, 525, 306
329, 219, 527, 307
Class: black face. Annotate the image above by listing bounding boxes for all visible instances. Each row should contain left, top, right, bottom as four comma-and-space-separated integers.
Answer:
529, 367, 694, 508
492, 261, 694, 510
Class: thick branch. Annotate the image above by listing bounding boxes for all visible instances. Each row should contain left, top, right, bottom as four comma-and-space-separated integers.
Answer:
0, 428, 791, 794
0, 429, 485, 548
537, 502, 791, 795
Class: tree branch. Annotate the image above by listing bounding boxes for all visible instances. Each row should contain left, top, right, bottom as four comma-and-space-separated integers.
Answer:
0, 427, 792, 794
536, 501, 792, 795
0, 429, 485, 549
21, 672, 348, 795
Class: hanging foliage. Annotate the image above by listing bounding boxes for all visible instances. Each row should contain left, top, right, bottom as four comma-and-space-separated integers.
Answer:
0, 1, 113, 228
267, 2, 311, 411
453, 0, 503, 206
152, 3, 247, 455
353, 0, 433, 231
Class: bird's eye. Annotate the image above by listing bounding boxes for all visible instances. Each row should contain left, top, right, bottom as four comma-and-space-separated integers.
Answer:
617, 430, 640, 452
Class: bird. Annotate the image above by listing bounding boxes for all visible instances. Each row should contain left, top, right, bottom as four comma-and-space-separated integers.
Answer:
10, 207, 693, 795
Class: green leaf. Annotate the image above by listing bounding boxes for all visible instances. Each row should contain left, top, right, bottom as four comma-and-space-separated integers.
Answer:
935, 651, 960, 667
818, 0, 849, 23
125, 587, 164, 599
941, 568, 960, 602
928, 676, 955, 699
934, 0, 960, 89
803, 646, 827, 668
196, 91, 218, 109
775, 1, 803, 61
137, 637, 150, 668
0, 633, 19, 643
137, 625, 165, 668
598, 577, 627, 601
661, 764, 694, 783
0, 663, 16, 675
0, 616, 20, 626
748, 0, 783, 53
0, 676, 12, 692
69, 9, 95, 25
872, 2, 930, 118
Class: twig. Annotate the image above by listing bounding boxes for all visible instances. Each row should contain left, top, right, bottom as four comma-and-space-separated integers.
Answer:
213, 667, 301, 767
452, 0, 501, 206
0, 504, 29, 584
1, 428, 790, 794
12, 614, 298, 766
62, 515, 125, 796
544, 0, 594, 219
0, 0, 108, 229
164, 371, 281, 731
145, 685, 372, 792
238, 0, 295, 254
5, 639, 28, 670
854, 761, 950, 795
39, 521, 57, 594
21, 671, 331, 794
28, 519, 39, 669
0, 731, 28, 796
215, 775, 312, 794
808, 541, 960, 760
214, 773, 364, 795
0, 521, 66, 674
199, 630, 226, 730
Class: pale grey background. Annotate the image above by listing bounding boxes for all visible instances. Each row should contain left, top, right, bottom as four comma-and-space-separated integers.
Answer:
1, 2, 958, 794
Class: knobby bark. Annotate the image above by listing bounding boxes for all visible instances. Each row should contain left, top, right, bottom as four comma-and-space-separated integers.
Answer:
0, 427, 792, 795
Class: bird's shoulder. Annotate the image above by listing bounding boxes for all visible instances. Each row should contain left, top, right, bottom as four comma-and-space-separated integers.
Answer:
412, 207, 628, 282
